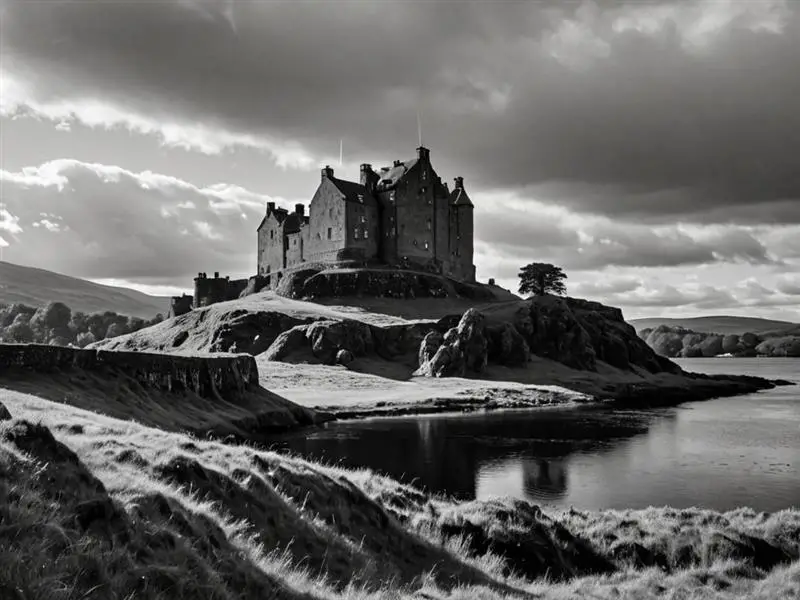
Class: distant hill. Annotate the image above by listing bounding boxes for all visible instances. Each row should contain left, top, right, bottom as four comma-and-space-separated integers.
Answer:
630, 316, 799, 335
0, 261, 170, 318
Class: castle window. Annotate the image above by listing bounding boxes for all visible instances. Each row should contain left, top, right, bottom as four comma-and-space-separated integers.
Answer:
354, 227, 360, 240
357, 194, 364, 203
360, 215, 367, 224
413, 239, 418, 246
293, 239, 297, 246
424, 241, 429, 250
389, 191, 396, 202
327, 227, 332, 240
270, 230, 274, 240
422, 168, 427, 181
419, 186, 427, 194
426, 219, 432, 231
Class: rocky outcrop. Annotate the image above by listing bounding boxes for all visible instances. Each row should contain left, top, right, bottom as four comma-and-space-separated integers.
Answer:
276, 266, 501, 302
480, 296, 678, 375
415, 309, 489, 377
0, 343, 258, 398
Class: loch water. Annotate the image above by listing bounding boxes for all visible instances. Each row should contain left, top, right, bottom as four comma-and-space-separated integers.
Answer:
274, 358, 800, 512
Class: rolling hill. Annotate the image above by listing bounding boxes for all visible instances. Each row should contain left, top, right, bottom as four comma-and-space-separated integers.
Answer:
0, 260, 170, 318
630, 315, 799, 335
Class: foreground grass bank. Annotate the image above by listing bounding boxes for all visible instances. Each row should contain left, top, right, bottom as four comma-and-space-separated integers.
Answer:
1, 389, 798, 600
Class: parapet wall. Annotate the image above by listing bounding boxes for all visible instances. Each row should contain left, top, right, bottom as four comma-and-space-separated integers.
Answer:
0, 344, 258, 399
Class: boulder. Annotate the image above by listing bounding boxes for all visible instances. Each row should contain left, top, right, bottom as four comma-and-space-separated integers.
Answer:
415, 309, 488, 377
336, 349, 354, 365
305, 319, 374, 364
262, 326, 310, 361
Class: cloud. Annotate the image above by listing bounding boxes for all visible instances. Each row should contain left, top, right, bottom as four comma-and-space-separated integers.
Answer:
2, 0, 800, 222
473, 198, 781, 273
0, 159, 295, 284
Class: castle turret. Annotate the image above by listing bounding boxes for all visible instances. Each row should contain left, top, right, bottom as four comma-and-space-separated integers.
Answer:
449, 175, 475, 282
360, 163, 379, 193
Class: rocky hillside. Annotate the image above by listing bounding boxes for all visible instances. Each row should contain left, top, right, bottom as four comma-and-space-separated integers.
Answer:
94, 292, 782, 406
640, 325, 800, 358
1, 390, 798, 599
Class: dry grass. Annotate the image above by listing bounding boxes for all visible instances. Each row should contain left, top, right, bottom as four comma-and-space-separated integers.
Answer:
0, 389, 798, 599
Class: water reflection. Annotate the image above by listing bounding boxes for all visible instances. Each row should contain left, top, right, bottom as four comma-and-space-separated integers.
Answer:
272, 359, 800, 512
273, 405, 662, 502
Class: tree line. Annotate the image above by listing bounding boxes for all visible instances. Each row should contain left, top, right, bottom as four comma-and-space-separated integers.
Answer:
0, 302, 164, 347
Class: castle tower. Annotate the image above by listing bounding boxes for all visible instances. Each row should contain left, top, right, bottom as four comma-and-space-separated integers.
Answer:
451, 176, 475, 282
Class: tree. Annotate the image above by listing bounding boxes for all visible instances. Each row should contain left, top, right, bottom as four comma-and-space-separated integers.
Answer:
518, 263, 567, 297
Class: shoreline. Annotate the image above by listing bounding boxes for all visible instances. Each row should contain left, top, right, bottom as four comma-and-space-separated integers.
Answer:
300, 373, 791, 423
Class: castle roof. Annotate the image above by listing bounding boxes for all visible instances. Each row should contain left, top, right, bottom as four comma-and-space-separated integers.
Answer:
256, 207, 302, 232
329, 177, 378, 206
377, 158, 418, 189
450, 188, 473, 207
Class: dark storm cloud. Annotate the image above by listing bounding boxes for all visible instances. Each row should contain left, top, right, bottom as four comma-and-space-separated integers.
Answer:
475, 206, 779, 271
3, 0, 800, 220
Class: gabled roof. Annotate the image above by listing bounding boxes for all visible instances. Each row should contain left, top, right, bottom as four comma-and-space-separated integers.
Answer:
329, 177, 378, 206
450, 188, 473, 207
377, 158, 418, 189
257, 207, 302, 232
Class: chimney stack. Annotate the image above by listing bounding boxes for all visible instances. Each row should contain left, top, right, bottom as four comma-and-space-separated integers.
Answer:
214, 271, 219, 279
295, 203, 305, 216
322, 165, 334, 180
454, 176, 464, 189
266, 201, 275, 214
417, 146, 430, 162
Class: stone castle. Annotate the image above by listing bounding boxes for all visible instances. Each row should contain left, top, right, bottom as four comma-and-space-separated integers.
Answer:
256, 146, 475, 283
174, 145, 477, 315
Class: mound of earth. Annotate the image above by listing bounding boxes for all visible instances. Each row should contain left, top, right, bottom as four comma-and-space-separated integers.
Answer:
0, 344, 321, 439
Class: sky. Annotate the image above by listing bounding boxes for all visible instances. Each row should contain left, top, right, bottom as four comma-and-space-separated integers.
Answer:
1, 0, 799, 321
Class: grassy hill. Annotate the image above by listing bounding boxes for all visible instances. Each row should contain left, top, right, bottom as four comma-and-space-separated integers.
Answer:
0, 260, 169, 318
1, 380, 799, 599
630, 316, 799, 335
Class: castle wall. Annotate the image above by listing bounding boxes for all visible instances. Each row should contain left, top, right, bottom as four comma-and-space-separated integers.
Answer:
394, 161, 437, 266
455, 205, 475, 282
345, 200, 379, 260
286, 229, 304, 267
434, 183, 450, 273
257, 214, 286, 276
376, 189, 398, 264
306, 179, 348, 263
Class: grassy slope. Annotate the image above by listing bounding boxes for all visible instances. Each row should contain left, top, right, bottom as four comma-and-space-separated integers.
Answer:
630, 316, 799, 335
0, 260, 169, 318
1, 390, 798, 599
0, 356, 318, 439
